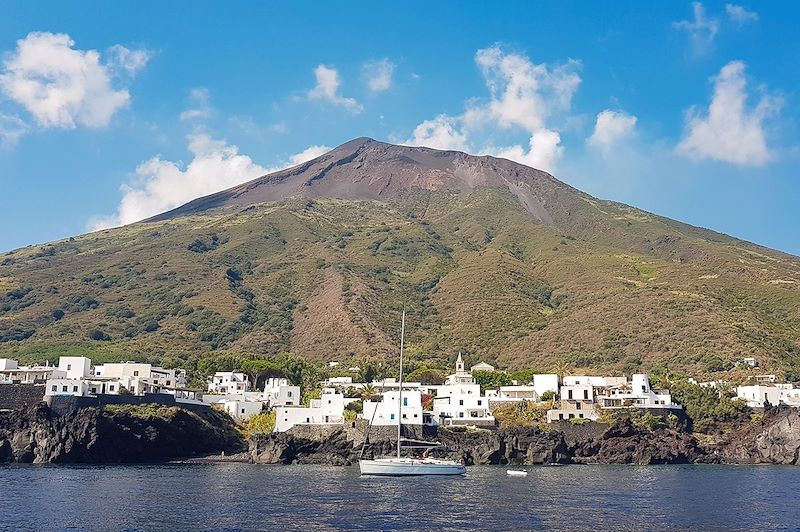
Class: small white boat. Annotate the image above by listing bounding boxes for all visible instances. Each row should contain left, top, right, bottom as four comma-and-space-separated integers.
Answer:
506, 469, 528, 477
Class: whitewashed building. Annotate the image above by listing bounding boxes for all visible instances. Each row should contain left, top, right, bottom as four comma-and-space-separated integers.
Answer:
362, 389, 423, 426
470, 361, 495, 372
262, 378, 300, 407
219, 399, 263, 421
737, 383, 800, 408
1, 359, 65, 384
58, 357, 92, 380
595, 374, 680, 410
432, 383, 494, 426
274, 388, 346, 432
547, 383, 598, 422
207, 372, 250, 394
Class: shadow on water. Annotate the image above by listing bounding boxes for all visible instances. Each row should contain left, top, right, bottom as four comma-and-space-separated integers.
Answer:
1, 463, 799, 530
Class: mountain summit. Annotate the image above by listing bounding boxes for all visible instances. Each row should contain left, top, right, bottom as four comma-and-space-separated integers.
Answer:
2, 139, 799, 377
149, 137, 576, 225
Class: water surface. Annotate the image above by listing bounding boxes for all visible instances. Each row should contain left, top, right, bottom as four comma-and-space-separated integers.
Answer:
1, 463, 798, 530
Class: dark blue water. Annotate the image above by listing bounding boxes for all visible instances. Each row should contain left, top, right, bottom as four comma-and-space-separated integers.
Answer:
1, 463, 798, 530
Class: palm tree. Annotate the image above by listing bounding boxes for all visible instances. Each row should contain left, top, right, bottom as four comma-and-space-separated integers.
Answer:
360, 383, 376, 401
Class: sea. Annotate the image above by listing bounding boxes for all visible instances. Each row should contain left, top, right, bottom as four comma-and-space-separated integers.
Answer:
1, 463, 798, 531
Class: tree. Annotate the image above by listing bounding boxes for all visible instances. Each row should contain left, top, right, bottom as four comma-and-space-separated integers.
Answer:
360, 383, 376, 401
247, 411, 276, 435
473, 371, 513, 392
406, 367, 445, 385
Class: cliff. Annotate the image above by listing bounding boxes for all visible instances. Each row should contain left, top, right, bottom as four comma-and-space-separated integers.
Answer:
714, 405, 800, 465
0, 403, 245, 463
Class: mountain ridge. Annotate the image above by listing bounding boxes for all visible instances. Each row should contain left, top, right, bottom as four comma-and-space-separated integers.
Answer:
1, 138, 799, 380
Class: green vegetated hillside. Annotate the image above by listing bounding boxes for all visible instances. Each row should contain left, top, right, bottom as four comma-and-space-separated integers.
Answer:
1, 139, 799, 381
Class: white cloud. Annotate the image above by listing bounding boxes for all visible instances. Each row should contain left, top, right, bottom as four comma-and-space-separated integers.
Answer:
363, 59, 395, 92
406, 115, 468, 151
405, 46, 580, 172
470, 47, 581, 133
588, 110, 638, 151
0, 113, 28, 147
0, 32, 147, 129
677, 61, 780, 166
308, 64, 362, 113
488, 129, 563, 173
673, 2, 719, 54
179, 87, 213, 121
88, 136, 332, 230
284, 144, 330, 167
106, 44, 152, 76
725, 4, 758, 26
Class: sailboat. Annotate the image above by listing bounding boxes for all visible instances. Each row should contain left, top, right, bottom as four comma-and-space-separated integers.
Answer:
359, 309, 466, 476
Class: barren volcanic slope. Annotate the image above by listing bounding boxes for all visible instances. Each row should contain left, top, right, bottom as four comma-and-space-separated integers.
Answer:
2, 138, 800, 378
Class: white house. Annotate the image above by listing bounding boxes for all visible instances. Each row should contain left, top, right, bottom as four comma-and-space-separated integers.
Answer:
274, 388, 346, 432
470, 361, 495, 373
595, 374, 680, 410
208, 372, 250, 394
1, 359, 65, 384
219, 399, 263, 421
547, 383, 598, 422
362, 389, 423, 426
58, 357, 92, 380
262, 378, 300, 408
562, 376, 627, 388
432, 383, 494, 426
737, 384, 800, 408
741, 357, 758, 368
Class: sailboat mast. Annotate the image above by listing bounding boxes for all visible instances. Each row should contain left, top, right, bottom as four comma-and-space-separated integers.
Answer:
397, 308, 405, 459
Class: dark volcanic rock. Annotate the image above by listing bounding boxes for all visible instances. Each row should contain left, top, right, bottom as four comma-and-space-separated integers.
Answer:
0, 403, 245, 463
577, 419, 706, 465
715, 406, 800, 465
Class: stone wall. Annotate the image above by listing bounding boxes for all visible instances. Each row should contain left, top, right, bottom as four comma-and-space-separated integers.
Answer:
0, 384, 46, 410
46, 393, 210, 416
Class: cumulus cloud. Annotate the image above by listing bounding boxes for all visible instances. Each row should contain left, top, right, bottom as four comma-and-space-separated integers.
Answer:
179, 87, 213, 121
673, 2, 719, 54
489, 129, 563, 173
725, 4, 758, 26
0, 113, 28, 147
106, 44, 152, 76
363, 59, 395, 92
677, 61, 780, 166
406, 115, 468, 151
308, 65, 362, 113
0, 32, 147, 129
88, 136, 331, 230
405, 46, 580, 172
588, 110, 638, 151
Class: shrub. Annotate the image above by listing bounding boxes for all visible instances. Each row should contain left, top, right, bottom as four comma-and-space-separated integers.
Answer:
247, 411, 276, 435
89, 329, 111, 341
473, 371, 513, 392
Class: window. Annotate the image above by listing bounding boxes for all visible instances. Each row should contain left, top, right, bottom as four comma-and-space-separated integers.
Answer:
403, 397, 408, 406
241, 409, 245, 414
583, 389, 589, 400
459, 412, 464, 418
569, 413, 574, 419
133, 371, 139, 377
166, 380, 170, 386
73, 386, 78, 392
568, 389, 573, 400
559, 413, 564, 420
579, 413, 584, 418
51, 385, 56, 392
62, 385, 67, 392
109, 385, 115, 391
288, 391, 293, 397
390, 413, 395, 420
576, 402, 581, 410
459, 399, 464, 406
477, 400, 482, 406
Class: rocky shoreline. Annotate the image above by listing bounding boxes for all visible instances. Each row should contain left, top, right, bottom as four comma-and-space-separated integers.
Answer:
3, 403, 800, 466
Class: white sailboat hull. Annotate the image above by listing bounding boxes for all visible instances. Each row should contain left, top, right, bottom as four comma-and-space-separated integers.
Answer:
359, 458, 466, 476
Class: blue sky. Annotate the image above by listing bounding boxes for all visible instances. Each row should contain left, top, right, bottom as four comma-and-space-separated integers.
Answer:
1, 1, 798, 255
